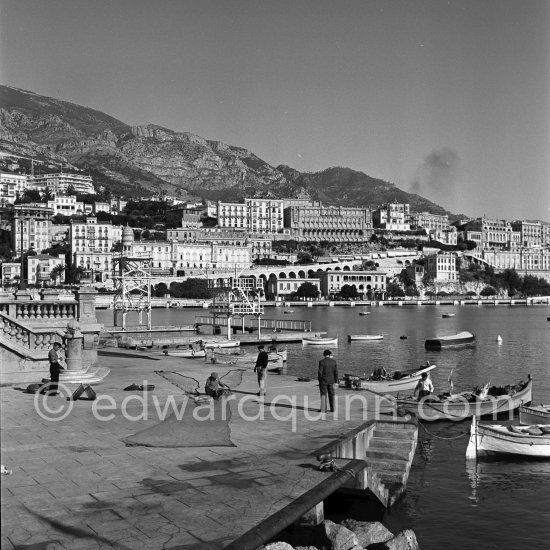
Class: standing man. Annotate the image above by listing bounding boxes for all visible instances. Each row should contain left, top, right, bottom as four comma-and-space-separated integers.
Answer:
48, 342, 64, 395
318, 349, 338, 413
414, 372, 434, 401
254, 344, 269, 397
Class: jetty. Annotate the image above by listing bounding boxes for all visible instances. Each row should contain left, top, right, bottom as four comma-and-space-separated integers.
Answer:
1, 350, 417, 550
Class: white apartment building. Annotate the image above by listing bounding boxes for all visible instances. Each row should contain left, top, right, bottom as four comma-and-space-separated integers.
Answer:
1, 262, 21, 286
28, 173, 95, 195
460, 218, 521, 250
410, 212, 449, 232
245, 199, 284, 233
511, 220, 543, 248
46, 195, 84, 216
372, 202, 411, 231
271, 278, 321, 300
217, 201, 249, 229
425, 252, 457, 281
429, 227, 457, 246
0, 172, 29, 204
11, 204, 54, 255
27, 254, 66, 286
94, 202, 111, 214
318, 270, 387, 299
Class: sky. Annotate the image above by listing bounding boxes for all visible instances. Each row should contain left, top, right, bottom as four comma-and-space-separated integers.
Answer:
1, 0, 549, 221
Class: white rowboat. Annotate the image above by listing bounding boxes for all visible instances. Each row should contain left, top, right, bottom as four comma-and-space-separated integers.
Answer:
348, 334, 383, 341
302, 336, 338, 346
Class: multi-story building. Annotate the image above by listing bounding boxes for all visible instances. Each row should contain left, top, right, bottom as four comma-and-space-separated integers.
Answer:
409, 212, 449, 232
27, 254, 66, 286
425, 252, 457, 281
372, 202, 410, 231
28, 172, 95, 195
0, 172, 29, 204
94, 202, 111, 214
510, 220, 543, 248
46, 195, 84, 216
1, 262, 20, 286
269, 277, 322, 300
216, 201, 249, 230
110, 197, 127, 215
245, 199, 284, 233
11, 204, 54, 256
481, 247, 550, 274
458, 217, 521, 250
429, 227, 457, 246
70, 217, 120, 282
284, 203, 372, 242
49, 224, 70, 244
542, 222, 550, 246
318, 270, 387, 299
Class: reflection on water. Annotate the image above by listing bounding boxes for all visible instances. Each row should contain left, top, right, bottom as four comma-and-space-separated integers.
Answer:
98, 304, 550, 549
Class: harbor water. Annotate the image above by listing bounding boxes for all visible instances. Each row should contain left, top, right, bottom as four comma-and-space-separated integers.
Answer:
98, 304, 550, 549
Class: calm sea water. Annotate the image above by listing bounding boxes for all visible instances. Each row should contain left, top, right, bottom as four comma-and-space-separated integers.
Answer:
98, 304, 550, 549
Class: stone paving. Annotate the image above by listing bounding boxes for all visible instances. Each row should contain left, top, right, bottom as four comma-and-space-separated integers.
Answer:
1, 349, 395, 550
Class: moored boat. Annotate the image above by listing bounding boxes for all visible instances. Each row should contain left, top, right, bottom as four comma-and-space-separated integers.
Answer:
212, 347, 287, 363
519, 404, 550, 425
164, 342, 206, 358
204, 340, 241, 349
348, 334, 384, 341
425, 330, 475, 350
442, 313, 455, 318
340, 364, 436, 393
211, 348, 285, 370
466, 415, 550, 459
358, 311, 371, 316
302, 335, 338, 346
397, 376, 532, 422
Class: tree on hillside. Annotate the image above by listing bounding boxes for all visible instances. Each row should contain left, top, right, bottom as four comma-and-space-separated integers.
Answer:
294, 282, 320, 300
480, 286, 497, 297
386, 281, 405, 298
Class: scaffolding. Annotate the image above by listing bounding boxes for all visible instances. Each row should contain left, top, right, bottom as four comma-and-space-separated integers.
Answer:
112, 256, 153, 330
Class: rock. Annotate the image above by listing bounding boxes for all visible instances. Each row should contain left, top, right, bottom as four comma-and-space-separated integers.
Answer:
264, 543, 296, 550
322, 520, 359, 550
384, 529, 420, 550
341, 520, 393, 547
295, 547, 319, 550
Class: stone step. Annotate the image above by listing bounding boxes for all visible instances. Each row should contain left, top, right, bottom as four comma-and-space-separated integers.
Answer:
375, 421, 416, 431
372, 429, 415, 440
375, 472, 406, 486
369, 437, 414, 451
366, 449, 410, 461
367, 458, 409, 472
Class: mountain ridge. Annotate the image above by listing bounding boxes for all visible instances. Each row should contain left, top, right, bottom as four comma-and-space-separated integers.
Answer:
0, 84, 454, 216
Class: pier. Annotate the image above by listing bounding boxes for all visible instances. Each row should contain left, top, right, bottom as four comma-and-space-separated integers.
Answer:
1, 350, 416, 549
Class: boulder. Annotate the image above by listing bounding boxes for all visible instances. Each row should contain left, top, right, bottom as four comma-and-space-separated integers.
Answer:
322, 520, 359, 550
341, 520, 393, 547
295, 547, 319, 550
264, 543, 296, 550
384, 529, 420, 550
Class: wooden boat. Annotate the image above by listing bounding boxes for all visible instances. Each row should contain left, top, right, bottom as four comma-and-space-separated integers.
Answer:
466, 415, 550, 459
348, 334, 384, 341
519, 404, 550, 425
212, 347, 287, 363
302, 335, 338, 346
164, 343, 206, 358
442, 313, 455, 318
340, 364, 436, 394
397, 376, 532, 422
358, 311, 371, 316
211, 349, 285, 370
204, 340, 240, 349
283, 309, 294, 314
425, 330, 475, 350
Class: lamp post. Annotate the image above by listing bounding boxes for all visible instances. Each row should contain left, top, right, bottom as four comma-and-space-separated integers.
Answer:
19, 215, 27, 290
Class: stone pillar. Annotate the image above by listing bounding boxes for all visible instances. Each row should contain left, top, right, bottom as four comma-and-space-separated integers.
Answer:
74, 287, 98, 324
295, 501, 324, 526
40, 288, 60, 302
64, 320, 84, 371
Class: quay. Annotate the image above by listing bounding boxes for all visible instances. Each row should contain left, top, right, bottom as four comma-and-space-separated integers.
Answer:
1, 350, 415, 550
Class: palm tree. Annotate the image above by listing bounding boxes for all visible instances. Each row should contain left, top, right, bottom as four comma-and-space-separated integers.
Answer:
50, 264, 66, 285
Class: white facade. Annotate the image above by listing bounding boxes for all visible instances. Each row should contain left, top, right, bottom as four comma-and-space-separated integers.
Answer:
410, 212, 449, 232
274, 278, 321, 299
11, 204, 54, 255
216, 199, 285, 233
425, 252, 457, 281
0, 172, 29, 204
372, 202, 411, 231
94, 202, 111, 214
46, 195, 84, 216
429, 227, 457, 246
1, 262, 21, 285
28, 173, 95, 195
318, 270, 387, 299
27, 254, 66, 285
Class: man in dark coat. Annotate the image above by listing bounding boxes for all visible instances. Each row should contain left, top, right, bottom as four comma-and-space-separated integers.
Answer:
318, 349, 338, 413
47, 342, 64, 395
254, 345, 269, 396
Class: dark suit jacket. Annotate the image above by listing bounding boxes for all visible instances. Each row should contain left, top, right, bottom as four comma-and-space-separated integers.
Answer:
318, 357, 338, 385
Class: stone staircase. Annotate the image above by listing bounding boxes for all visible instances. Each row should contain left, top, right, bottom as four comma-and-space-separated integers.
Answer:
365, 421, 418, 507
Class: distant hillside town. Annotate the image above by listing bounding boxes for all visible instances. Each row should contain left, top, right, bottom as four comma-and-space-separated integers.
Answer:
1, 169, 550, 298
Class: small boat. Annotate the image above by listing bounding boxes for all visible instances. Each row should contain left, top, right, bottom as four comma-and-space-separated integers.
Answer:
348, 334, 384, 342
164, 343, 206, 358
442, 313, 455, 318
213, 347, 287, 363
519, 404, 550, 425
204, 340, 240, 349
358, 311, 371, 316
302, 335, 338, 346
211, 349, 285, 370
496, 335, 503, 343
340, 364, 436, 394
397, 376, 532, 422
425, 331, 476, 350
466, 415, 550, 459
400, 335, 408, 340
283, 309, 294, 314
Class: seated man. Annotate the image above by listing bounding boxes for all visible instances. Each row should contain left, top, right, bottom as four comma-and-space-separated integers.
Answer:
204, 372, 230, 399
371, 366, 388, 380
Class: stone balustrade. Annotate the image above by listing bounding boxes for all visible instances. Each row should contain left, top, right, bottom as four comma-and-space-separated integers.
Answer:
0, 312, 63, 352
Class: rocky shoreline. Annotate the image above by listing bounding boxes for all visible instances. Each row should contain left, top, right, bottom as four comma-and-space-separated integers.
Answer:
261, 519, 419, 550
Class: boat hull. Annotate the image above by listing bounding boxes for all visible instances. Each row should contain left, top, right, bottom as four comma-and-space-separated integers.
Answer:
425, 331, 475, 350
348, 334, 383, 341
165, 349, 206, 358
398, 378, 532, 422
519, 404, 550, 425
467, 419, 550, 458
344, 365, 437, 393
302, 337, 338, 346
204, 340, 240, 349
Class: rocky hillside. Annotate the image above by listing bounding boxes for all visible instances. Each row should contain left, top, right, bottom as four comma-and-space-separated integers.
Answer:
0, 84, 451, 214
